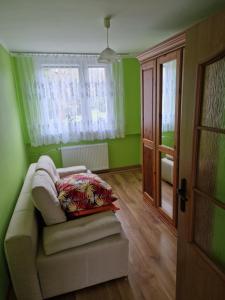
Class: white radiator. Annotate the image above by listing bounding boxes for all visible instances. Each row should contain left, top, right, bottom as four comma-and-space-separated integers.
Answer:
61, 143, 109, 171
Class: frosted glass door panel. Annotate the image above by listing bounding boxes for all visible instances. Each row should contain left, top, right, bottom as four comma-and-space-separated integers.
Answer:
196, 131, 225, 205
194, 193, 225, 272
201, 56, 225, 129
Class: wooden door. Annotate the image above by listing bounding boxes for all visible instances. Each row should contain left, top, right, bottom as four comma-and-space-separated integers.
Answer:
142, 60, 156, 204
176, 10, 225, 300
156, 50, 182, 228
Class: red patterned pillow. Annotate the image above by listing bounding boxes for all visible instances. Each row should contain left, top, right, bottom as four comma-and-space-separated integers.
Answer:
56, 173, 119, 218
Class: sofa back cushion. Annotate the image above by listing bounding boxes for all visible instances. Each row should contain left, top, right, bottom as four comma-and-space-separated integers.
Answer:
32, 170, 66, 225
36, 155, 60, 183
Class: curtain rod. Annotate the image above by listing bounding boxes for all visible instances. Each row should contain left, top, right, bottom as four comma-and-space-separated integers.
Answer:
12, 51, 100, 56
11, 51, 130, 57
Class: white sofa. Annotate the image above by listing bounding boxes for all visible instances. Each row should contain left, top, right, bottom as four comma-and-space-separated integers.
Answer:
4, 158, 129, 300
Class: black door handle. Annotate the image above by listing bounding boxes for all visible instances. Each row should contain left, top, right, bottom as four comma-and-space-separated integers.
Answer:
177, 178, 187, 212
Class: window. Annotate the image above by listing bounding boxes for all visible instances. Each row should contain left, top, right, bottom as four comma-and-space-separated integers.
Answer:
15, 54, 124, 146
43, 67, 81, 123
42, 65, 110, 131
88, 67, 108, 123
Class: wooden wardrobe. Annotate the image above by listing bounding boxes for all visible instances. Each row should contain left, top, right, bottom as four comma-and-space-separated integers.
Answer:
137, 33, 185, 230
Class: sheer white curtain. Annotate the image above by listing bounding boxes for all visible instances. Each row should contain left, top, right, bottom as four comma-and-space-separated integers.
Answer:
15, 54, 124, 146
162, 60, 176, 132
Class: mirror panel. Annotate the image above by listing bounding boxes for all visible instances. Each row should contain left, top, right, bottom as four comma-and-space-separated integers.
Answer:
161, 60, 177, 148
160, 152, 174, 218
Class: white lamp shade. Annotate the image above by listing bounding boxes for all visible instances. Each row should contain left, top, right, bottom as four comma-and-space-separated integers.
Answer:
98, 47, 120, 63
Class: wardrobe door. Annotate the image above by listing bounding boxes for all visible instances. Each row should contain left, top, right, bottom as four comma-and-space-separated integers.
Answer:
142, 60, 156, 204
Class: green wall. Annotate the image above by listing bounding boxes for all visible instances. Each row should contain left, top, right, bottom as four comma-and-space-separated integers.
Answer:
0, 45, 28, 299
16, 58, 141, 168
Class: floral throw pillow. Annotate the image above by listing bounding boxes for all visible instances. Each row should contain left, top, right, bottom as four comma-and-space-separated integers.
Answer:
56, 173, 119, 218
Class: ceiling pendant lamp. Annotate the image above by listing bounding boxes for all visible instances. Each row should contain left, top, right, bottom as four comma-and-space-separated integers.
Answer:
98, 16, 119, 64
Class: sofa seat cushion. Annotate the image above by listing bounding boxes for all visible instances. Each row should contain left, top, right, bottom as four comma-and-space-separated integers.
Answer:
43, 211, 121, 255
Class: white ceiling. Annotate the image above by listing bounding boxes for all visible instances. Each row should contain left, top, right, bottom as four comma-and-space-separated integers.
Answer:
0, 0, 224, 55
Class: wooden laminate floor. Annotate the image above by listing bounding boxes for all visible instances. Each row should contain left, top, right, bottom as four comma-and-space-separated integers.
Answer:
9, 169, 177, 300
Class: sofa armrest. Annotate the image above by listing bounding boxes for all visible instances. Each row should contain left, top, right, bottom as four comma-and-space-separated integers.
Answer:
4, 209, 42, 300
57, 165, 87, 178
